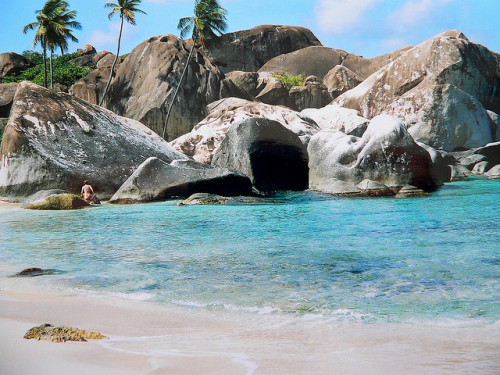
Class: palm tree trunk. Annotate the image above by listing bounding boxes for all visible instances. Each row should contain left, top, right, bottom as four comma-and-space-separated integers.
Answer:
43, 46, 47, 88
49, 49, 54, 89
161, 42, 195, 140
99, 14, 124, 107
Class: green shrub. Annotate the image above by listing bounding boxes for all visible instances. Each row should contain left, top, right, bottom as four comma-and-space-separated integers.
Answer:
272, 73, 305, 90
0, 51, 92, 87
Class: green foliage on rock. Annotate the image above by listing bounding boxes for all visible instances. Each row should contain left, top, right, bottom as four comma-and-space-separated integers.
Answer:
1, 51, 91, 87
26, 193, 90, 210
272, 73, 305, 90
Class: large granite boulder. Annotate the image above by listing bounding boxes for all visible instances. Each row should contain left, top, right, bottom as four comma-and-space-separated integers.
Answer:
104, 35, 224, 141
323, 65, 363, 99
22, 189, 89, 210
205, 25, 322, 73
288, 78, 332, 111
109, 157, 252, 203
0, 83, 17, 117
0, 52, 31, 77
335, 30, 500, 151
170, 98, 319, 163
474, 141, 500, 166
0, 81, 186, 200
69, 67, 111, 105
211, 118, 309, 192
225, 71, 260, 98
308, 115, 438, 193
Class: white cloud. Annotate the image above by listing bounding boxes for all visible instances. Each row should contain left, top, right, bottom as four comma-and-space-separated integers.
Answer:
388, 0, 454, 31
87, 21, 137, 52
314, 0, 378, 33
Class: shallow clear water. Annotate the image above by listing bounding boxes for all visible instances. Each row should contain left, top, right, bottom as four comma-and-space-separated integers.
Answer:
1, 178, 499, 324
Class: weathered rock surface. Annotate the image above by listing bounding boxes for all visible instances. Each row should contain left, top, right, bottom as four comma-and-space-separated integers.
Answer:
487, 110, 500, 141
225, 71, 260, 98
69, 67, 111, 105
449, 165, 471, 181
24, 323, 107, 343
336, 31, 500, 151
104, 35, 225, 141
0, 52, 31, 77
22, 189, 89, 210
288, 77, 332, 111
300, 103, 369, 136
109, 157, 252, 203
474, 141, 500, 166
323, 65, 362, 99
356, 179, 395, 197
0, 83, 18, 117
170, 98, 319, 163
308, 115, 438, 193
485, 164, 500, 178
205, 25, 322, 73
0, 81, 186, 200
472, 161, 490, 174
211, 118, 309, 192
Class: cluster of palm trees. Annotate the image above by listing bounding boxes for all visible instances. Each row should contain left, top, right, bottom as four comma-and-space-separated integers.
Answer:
24, 0, 228, 135
23, 0, 81, 89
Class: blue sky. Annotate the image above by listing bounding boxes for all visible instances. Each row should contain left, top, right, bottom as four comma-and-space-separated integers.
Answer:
1, 0, 499, 59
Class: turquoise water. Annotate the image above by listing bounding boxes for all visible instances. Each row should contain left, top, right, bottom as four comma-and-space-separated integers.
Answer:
1, 178, 499, 324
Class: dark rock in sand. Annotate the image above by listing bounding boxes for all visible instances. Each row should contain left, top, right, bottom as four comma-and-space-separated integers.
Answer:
211, 118, 309, 192
109, 157, 253, 203
11, 267, 63, 277
24, 323, 107, 343
205, 25, 322, 73
0, 81, 186, 200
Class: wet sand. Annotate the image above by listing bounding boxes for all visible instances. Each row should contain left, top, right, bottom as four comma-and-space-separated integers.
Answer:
0, 282, 498, 375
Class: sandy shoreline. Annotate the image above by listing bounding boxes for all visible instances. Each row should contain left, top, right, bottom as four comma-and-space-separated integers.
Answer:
0, 279, 499, 375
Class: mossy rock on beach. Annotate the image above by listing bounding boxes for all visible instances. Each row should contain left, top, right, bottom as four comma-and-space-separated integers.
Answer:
24, 323, 107, 343
23, 190, 90, 210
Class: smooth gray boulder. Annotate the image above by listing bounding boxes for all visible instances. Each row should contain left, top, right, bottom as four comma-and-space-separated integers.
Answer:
105, 35, 225, 141
300, 103, 369, 135
308, 115, 438, 193
109, 157, 252, 203
472, 161, 491, 174
170, 98, 319, 164
449, 165, 471, 181
356, 179, 395, 197
323, 65, 362, 99
205, 25, 322, 73
474, 141, 500, 166
0, 81, 186, 200
485, 164, 500, 178
459, 154, 488, 170
211, 118, 309, 192
395, 185, 430, 198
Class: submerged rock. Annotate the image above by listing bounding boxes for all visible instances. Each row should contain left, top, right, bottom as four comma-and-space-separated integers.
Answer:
110, 157, 252, 203
211, 118, 309, 193
0, 81, 186, 200
24, 323, 107, 343
395, 185, 430, 198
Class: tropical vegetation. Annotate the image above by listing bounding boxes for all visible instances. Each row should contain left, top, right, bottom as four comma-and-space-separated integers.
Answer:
1, 51, 92, 88
272, 73, 305, 91
23, 0, 81, 89
99, 0, 146, 106
161, 0, 228, 139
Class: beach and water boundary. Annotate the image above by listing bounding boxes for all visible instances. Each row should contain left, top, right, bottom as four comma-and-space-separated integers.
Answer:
1, 178, 499, 374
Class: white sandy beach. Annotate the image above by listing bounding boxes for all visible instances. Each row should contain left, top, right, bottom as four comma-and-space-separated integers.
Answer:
0, 281, 499, 375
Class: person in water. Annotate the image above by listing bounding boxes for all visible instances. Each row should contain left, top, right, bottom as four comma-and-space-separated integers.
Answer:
81, 180, 95, 203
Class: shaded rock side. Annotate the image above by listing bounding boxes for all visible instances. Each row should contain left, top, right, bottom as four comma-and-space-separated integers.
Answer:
170, 98, 319, 164
0, 83, 18, 117
0, 52, 32, 77
104, 35, 225, 141
110, 157, 252, 203
211, 117, 309, 192
0, 81, 186, 199
69, 67, 111, 105
308, 115, 438, 193
205, 25, 322, 73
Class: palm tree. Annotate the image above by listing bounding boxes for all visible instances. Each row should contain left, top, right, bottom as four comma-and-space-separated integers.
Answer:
99, 0, 146, 106
161, 0, 228, 140
23, 0, 81, 88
